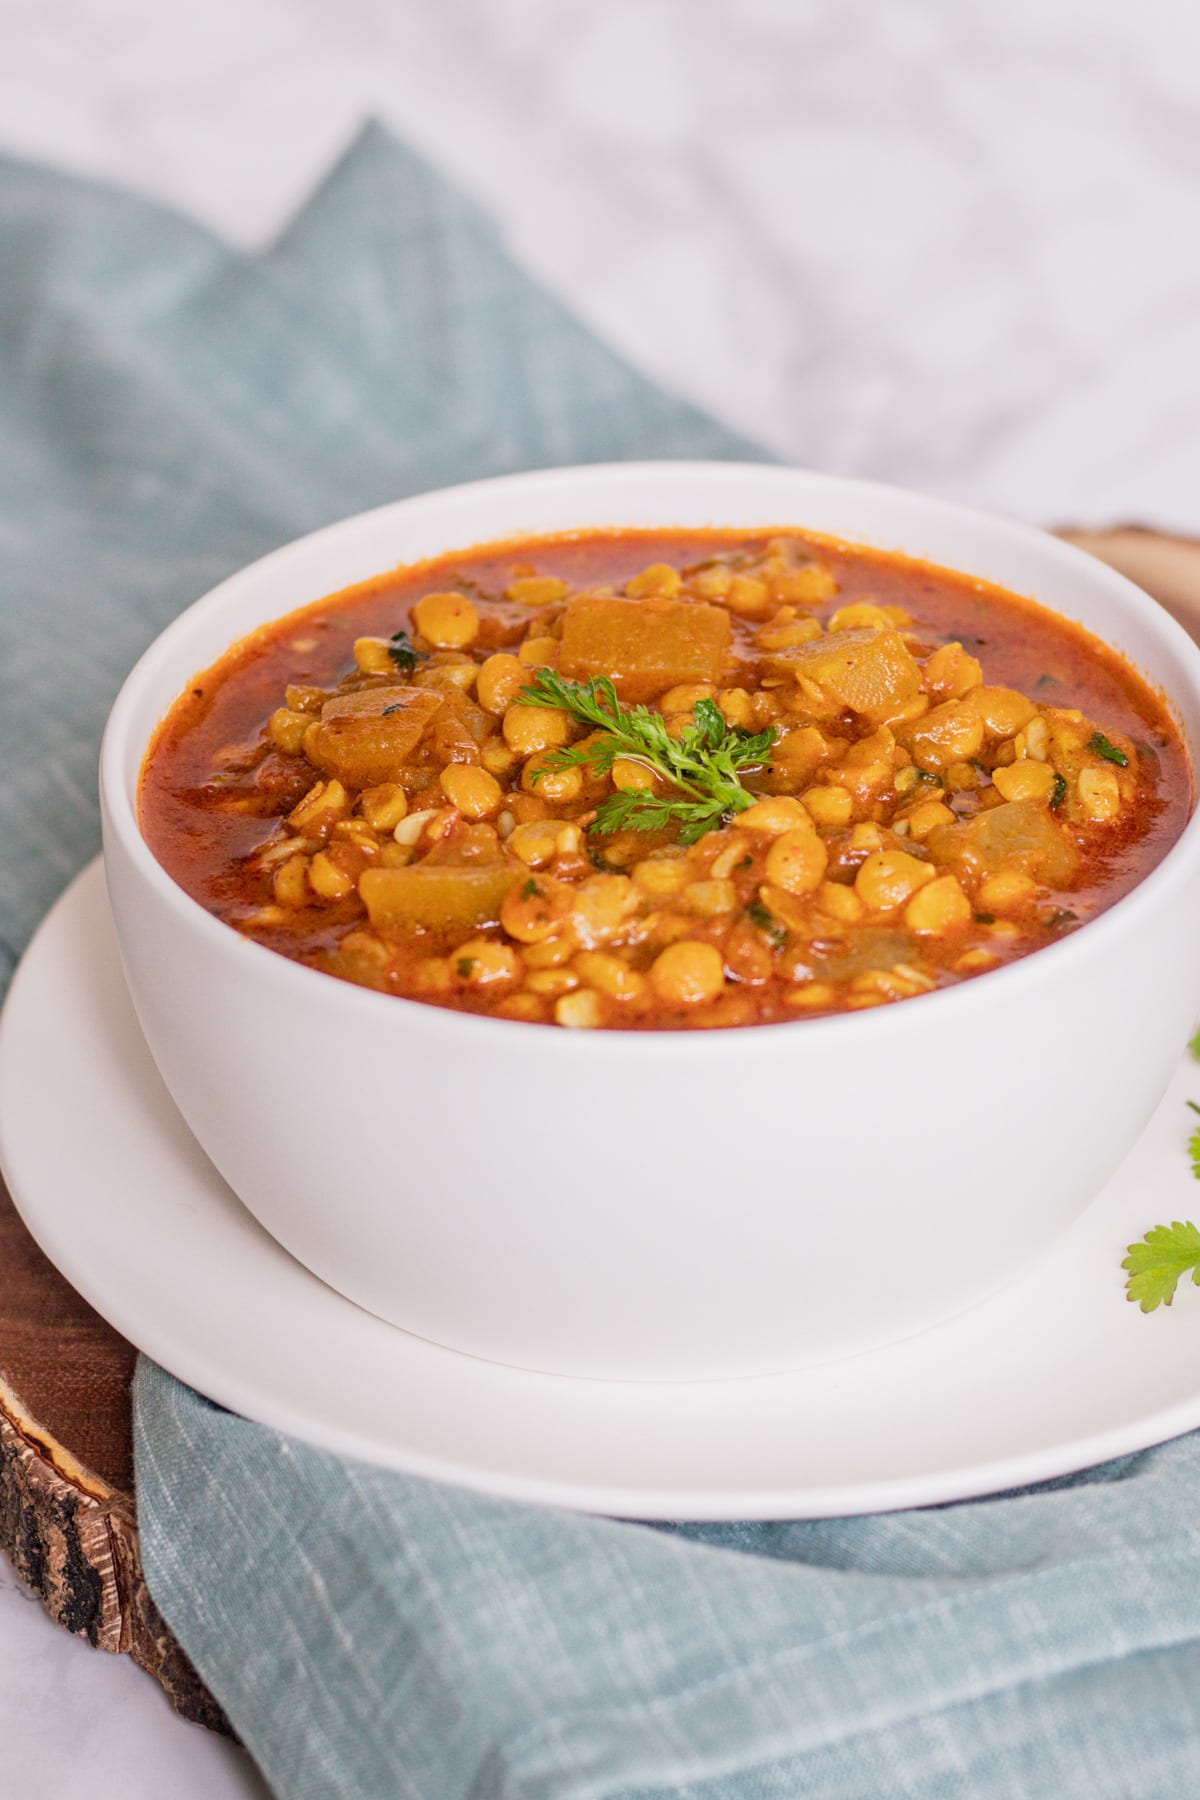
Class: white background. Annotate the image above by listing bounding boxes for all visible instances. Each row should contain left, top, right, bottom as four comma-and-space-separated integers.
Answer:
2, 0, 1200, 1792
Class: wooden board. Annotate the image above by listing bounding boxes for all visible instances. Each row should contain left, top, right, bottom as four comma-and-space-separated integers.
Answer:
2, 525, 1199, 1733
0, 1170, 230, 1733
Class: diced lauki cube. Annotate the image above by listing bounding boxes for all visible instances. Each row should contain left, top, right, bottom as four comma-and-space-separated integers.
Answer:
359, 864, 521, 931
773, 627, 923, 721
304, 686, 442, 787
927, 799, 1080, 890
557, 595, 731, 699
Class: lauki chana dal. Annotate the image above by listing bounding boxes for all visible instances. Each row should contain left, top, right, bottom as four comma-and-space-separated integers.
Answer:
140, 529, 1191, 1030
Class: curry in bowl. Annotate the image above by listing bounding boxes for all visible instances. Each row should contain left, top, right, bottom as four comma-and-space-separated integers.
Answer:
140, 529, 1190, 1031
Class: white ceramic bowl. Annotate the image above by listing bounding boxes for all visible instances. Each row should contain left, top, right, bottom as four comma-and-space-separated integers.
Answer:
101, 463, 1200, 1380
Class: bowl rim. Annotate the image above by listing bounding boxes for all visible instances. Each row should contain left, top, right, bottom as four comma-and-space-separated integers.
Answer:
100, 458, 1200, 1057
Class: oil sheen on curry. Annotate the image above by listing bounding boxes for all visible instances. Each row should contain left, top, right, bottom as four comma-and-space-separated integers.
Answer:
141, 530, 1192, 1031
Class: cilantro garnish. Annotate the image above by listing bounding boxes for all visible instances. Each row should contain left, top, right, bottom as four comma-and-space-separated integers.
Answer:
1124, 1071, 1200, 1308
1089, 731, 1129, 768
388, 630, 425, 673
516, 671, 775, 844
588, 848, 625, 873
1050, 773, 1068, 810
746, 898, 787, 946
1123, 1220, 1200, 1312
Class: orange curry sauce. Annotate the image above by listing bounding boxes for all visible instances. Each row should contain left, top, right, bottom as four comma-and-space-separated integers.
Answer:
140, 529, 1192, 1030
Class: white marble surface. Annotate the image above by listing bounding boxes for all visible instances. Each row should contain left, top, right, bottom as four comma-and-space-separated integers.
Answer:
2, 0, 1200, 1792
0, 1566, 264, 1797
4, 0, 1200, 532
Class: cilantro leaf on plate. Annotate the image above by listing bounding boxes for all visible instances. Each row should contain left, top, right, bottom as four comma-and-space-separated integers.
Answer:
1123, 1220, 1200, 1312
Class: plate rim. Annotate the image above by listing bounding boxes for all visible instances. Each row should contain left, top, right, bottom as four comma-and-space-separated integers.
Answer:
4, 859, 1200, 1521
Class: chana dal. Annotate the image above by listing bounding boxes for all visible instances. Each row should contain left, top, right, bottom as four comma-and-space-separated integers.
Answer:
140, 529, 1191, 1030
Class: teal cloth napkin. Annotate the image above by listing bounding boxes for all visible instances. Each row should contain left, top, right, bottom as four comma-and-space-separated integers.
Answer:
4, 124, 1200, 1797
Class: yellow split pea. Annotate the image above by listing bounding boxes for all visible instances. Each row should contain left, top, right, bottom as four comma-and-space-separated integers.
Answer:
650, 942, 726, 1005
412, 591, 479, 649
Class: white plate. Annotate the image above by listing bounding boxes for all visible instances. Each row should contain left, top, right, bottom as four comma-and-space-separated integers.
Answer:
3, 861, 1200, 1520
